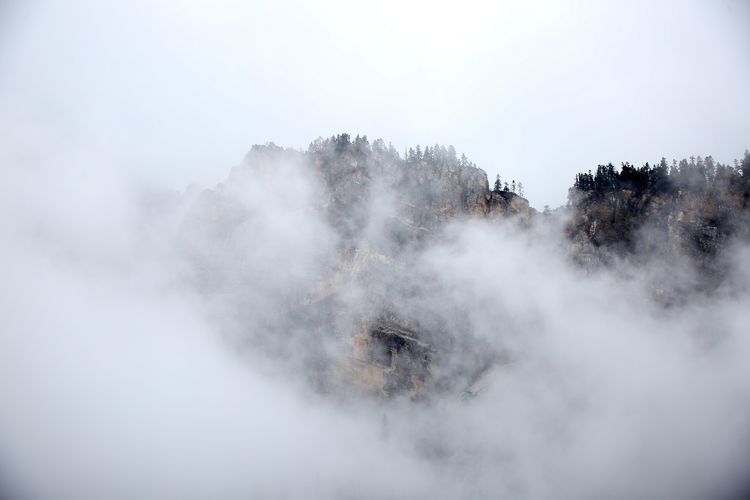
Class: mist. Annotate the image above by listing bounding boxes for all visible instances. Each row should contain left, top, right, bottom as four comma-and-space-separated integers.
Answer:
2, 1, 750, 499
2, 132, 750, 500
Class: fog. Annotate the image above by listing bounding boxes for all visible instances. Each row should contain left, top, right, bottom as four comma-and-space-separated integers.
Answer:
2, 1, 750, 498
2, 134, 750, 500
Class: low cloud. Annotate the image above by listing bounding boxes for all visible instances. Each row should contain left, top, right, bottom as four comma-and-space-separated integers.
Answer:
1, 138, 750, 500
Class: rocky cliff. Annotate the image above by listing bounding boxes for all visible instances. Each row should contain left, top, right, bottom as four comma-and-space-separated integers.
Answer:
566, 153, 750, 298
182, 134, 530, 398
182, 135, 749, 397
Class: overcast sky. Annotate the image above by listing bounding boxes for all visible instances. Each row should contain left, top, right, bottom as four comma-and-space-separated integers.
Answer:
1, 0, 749, 207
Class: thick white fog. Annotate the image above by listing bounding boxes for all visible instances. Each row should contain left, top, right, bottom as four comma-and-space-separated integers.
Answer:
2, 141, 750, 499
2, 0, 750, 498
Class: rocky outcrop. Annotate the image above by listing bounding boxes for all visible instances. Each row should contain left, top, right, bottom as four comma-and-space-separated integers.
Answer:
567, 177, 750, 300
570, 187, 746, 253
344, 320, 432, 398
303, 136, 531, 245
486, 191, 532, 221
182, 135, 530, 398
567, 153, 750, 270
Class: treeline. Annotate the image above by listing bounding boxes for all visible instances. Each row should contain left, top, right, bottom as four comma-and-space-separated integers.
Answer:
250, 133, 528, 200
572, 152, 750, 197
309, 133, 480, 169
492, 175, 524, 197
307, 133, 525, 196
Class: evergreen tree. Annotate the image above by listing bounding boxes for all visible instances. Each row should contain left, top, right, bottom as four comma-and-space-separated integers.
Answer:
353, 134, 370, 155
705, 155, 716, 182
742, 150, 750, 180
651, 158, 671, 194
494, 174, 502, 193
448, 145, 457, 162
517, 182, 524, 197
334, 133, 351, 152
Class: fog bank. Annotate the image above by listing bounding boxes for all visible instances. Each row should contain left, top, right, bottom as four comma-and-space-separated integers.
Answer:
2, 138, 750, 500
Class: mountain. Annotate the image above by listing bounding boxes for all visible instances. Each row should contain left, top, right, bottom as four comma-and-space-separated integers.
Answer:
566, 153, 750, 301
180, 135, 750, 398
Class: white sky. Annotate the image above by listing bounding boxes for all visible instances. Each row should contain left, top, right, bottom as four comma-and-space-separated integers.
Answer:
1, 0, 749, 207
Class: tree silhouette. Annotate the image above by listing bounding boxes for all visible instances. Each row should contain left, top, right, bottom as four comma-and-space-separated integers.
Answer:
494, 174, 502, 193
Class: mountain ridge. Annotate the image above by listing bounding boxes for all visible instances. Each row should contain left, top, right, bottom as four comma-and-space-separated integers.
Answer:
180, 134, 750, 398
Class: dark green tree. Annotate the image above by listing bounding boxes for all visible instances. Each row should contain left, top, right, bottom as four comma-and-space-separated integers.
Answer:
448, 145, 457, 162
742, 150, 750, 179
705, 155, 716, 182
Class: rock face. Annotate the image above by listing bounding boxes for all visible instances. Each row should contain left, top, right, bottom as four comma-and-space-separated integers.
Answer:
182, 135, 531, 398
566, 165, 750, 297
344, 320, 432, 398
304, 136, 530, 244
486, 191, 532, 220
302, 137, 531, 397
184, 135, 750, 396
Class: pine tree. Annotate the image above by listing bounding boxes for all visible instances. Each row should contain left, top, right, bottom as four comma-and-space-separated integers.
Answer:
448, 145, 457, 162
460, 153, 468, 167
494, 174, 502, 193
704, 155, 716, 182
517, 182, 524, 197
511, 180, 516, 194
353, 134, 369, 155
334, 133, 351, 152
